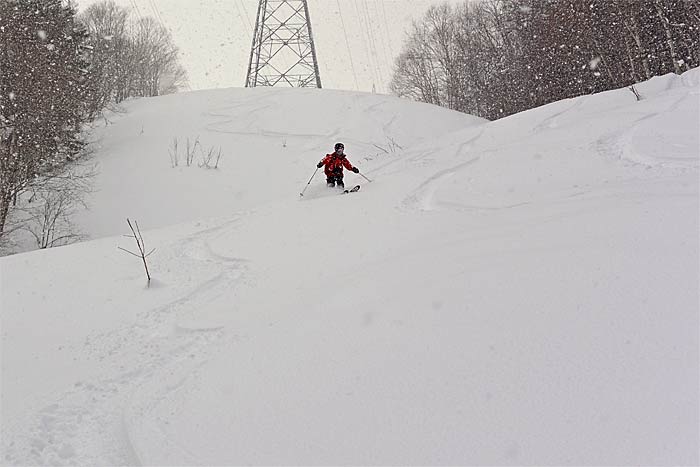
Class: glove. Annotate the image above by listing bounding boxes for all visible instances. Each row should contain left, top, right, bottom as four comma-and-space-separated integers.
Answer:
352, 167, 359, 173
317, 162, 323, 168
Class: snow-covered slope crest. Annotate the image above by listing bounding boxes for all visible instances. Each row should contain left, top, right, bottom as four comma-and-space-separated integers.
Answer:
1, 71, 698, 466
71, 87, 485, 241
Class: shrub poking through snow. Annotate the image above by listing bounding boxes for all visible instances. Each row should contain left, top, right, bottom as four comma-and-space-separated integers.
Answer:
168, 137, 222, 169
118, 218, 154, 285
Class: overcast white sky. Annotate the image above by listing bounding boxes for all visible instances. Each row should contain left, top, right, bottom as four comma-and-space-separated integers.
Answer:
74, 0, 463, 93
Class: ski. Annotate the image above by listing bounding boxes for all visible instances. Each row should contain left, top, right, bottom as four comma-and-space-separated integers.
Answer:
342, 185, 360, 194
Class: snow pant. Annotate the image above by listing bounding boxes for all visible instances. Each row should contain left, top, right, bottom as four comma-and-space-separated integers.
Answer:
326, 172, 344, 188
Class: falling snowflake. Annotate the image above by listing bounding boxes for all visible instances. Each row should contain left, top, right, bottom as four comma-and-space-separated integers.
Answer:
37, 30, 47, 40
589, 57, 602, 70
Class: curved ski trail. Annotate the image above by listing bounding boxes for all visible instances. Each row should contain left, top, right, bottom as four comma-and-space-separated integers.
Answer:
2, 220, 245, 466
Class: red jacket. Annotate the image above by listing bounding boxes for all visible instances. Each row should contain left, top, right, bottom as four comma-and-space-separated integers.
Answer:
319, 153, 355, 177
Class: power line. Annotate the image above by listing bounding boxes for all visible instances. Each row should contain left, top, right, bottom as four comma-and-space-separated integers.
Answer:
352, 0, 381, 91
147, 0, 167, 28
374, 0, 396, 85
237, 0, 253, 32
380, 1, 396, 61
233, 0, 252, 36
142, 0, 192, 93
128, 0, 143, 19
365, 1, 385, 90
335, 0, 360, 91
146, 0, 165, 32
361, 0, 386, 89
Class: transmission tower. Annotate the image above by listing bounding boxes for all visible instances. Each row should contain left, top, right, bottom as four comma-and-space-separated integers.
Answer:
245, 0, 322, 88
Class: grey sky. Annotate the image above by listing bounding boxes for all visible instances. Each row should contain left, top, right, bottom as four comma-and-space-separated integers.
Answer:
74, 0, 463, 93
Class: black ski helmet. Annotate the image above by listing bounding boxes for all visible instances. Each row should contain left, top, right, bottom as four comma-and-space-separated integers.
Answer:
334, 142, 344, 151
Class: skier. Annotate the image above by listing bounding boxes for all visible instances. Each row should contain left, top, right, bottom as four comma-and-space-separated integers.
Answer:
317, 142, 360, 189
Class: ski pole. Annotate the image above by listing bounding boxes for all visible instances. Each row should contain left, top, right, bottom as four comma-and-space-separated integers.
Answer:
300, 167, 319, 197
358, 172, 373, 183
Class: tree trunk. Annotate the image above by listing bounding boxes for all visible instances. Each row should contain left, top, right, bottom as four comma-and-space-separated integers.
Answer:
653, 0, 682, 74
626, 9, 652, 79
0, 194, 9, 238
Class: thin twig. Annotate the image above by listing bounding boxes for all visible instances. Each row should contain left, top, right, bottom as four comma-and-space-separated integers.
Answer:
118, 246, 142, 258
120, 218, 153, 284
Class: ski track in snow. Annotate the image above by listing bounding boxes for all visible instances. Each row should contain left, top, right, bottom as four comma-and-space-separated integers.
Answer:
401, 156, 482, 212
401, 85, 696, 216
1, 219, 246, 466
401, 128, 485, 211
532, 97, 584, 133
595, 94, 694, 170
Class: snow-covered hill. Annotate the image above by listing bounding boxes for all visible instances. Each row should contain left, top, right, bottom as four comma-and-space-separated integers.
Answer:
2, 71, 698, 466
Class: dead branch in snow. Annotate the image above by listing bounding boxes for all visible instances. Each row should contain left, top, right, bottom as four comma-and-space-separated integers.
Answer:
118, 218, 155, 285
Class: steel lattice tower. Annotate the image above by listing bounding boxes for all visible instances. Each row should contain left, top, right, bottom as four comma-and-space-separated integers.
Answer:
245, 0, 322, 88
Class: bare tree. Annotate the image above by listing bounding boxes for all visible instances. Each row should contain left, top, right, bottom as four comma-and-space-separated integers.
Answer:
19, 161, 94, 249
390, 0, 699, 120
80, 0, 189, 104
127, 17, 188, 97
390, 5, 459, 109
615, 0, 653, 82
80, 0, 131, 113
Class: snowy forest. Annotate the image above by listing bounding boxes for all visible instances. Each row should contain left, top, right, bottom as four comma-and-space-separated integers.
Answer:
1, 0, 699, 253
391, 0, 700, 119
0, 0, 186, 251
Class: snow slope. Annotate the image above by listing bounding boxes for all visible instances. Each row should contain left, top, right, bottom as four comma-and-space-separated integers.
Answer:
73, 87, 483, 239
2, 71, 698, 466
